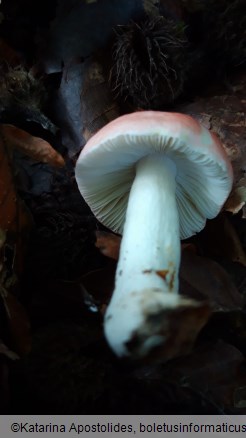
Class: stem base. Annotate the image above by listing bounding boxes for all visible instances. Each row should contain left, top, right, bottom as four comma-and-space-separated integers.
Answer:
104, 288, 210, 360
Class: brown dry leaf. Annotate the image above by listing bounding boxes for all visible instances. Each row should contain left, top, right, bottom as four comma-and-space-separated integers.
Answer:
178, 72, 246, 215
0, 137, 32, 275
0, 124, 65, 168
0, 138, 32, 356
180, 246, 243, 312
167, 340, 246, 413
95, 230, 121, 261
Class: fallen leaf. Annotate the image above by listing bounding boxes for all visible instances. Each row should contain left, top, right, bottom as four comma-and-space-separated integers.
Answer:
0, 136, 32, 275
95, 230, 121, 261
0, 124, 65, 167
0, 135, 32, 356
180, 246, 243, 312
166, 340, 246, 413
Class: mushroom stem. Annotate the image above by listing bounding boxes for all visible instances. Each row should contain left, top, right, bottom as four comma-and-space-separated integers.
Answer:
104, 154, 184, 357
117, 154, 179, 293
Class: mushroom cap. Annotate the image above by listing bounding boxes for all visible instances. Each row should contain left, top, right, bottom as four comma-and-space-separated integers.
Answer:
75, 111, 233, 238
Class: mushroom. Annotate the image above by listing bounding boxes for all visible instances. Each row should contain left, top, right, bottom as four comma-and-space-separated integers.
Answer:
75, 111, 233, 359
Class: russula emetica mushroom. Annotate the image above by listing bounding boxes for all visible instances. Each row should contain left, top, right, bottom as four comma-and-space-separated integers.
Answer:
75, 111, 233, 359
